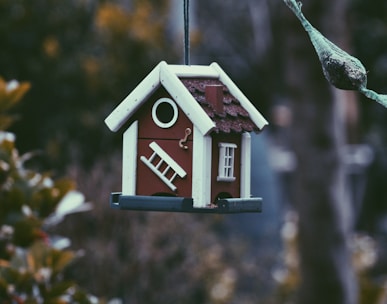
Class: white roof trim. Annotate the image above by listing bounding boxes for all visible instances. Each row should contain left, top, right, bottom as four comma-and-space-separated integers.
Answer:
159, 62, 216, 136
105, 61, 268, 134
210, 62, 269, 130
104, 62, 162, 132
168, 64, 220, 78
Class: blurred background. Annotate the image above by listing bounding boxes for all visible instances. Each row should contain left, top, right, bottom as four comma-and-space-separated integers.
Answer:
1, 0, 387, 303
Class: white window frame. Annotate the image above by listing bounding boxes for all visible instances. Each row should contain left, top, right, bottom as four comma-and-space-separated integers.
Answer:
217, 142, 237, 182
151, 98, 178, 129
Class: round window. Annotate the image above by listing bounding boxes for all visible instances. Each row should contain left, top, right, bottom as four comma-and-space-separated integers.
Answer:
152, 98, 178, 128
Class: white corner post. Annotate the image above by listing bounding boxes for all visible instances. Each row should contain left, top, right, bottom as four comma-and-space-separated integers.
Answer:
192, 126, 212, 207
240, 132, 251, 198
122, 121, 138, 195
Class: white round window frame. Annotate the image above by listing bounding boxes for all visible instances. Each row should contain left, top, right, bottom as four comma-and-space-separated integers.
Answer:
152, 98, 179, 129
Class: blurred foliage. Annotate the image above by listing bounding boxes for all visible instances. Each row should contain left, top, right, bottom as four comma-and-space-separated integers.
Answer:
1, 0, 387, 302
0, 78, 30, 130
0, 0, 176, 170
0, 79, 101, 303
273, 212, 387, 304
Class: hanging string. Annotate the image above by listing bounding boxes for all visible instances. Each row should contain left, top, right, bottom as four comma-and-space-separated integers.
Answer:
184, 0, 190, 65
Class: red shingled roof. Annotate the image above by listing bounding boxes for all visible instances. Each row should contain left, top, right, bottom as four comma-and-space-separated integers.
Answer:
180, 78, 260, 134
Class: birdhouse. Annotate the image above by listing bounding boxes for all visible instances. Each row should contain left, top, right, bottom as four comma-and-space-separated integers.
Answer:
105, 61, 268, 213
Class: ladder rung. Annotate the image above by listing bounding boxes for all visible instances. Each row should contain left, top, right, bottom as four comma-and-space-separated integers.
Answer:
148, 151, 157, 163
169, 172, 178, 182
162, 165, 171, 176
155, 158, 163, 169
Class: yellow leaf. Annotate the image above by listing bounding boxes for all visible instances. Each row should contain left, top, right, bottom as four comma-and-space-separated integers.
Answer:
5, 82, 31, 107
51, 249, 75, 274
0, 259, 10, 267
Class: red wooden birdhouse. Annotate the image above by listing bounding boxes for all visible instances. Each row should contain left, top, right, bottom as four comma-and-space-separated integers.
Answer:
105, 61, 268, 213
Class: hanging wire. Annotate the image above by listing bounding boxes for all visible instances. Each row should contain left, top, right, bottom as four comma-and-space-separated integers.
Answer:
184, 0, 190, 65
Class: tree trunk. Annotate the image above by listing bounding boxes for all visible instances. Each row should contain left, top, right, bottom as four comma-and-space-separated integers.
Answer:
281, 0, 358, 303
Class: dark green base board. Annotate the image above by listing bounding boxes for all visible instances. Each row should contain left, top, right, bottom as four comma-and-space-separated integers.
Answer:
109, 193, 262, 214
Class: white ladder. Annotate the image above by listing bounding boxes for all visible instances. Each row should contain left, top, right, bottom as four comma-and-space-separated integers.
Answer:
140, 142, 187, 191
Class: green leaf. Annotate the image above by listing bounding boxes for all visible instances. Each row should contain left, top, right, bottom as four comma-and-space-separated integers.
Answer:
13, 218, 44, 247
46, 280, 75, 298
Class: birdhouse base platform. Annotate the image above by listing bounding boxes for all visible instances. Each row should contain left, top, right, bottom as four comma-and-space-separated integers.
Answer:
109, 193, 262, 214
